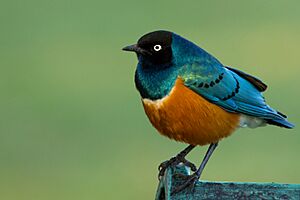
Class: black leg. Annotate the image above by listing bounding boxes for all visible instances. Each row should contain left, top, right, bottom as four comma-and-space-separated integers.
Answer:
195, 142, 218, 177
172, 143, 219, 194
158, 145, 196, 179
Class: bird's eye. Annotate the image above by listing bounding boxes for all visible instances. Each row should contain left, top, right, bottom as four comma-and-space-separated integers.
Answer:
153, 44, 162, 52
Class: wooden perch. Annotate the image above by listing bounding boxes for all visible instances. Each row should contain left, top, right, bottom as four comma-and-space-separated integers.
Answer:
155, 164, 300, 200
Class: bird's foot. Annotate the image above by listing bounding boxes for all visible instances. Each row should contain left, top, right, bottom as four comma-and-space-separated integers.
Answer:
158, 156, 196, 179
171, 173, 199, 195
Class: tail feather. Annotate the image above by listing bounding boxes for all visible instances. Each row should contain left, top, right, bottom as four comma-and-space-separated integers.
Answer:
276, 111, 287, 118
266, 118, 294, 129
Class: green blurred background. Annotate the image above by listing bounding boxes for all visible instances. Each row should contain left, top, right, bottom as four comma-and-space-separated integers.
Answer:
0, 0, 299, 199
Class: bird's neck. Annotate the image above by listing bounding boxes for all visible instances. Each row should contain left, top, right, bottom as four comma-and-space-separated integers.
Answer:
135, 63, 179, 100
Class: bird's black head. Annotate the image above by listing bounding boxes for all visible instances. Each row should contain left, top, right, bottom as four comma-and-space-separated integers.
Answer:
122, 30, 173, 66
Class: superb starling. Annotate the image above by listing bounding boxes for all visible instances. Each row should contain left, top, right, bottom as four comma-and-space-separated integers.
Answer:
123, 30, 294, 193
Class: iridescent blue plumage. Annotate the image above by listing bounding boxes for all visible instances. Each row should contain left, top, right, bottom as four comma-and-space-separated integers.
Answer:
132, 31, 293, 128
135, 56, 180, 100
124, 31, 294, 193
171, 33, 294, 128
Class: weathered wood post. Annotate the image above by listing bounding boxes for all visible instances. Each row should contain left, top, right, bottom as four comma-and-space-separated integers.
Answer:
155, 164, 300, 200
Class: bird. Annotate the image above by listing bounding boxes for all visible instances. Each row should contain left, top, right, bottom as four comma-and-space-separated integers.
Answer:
122, 30, 294, 193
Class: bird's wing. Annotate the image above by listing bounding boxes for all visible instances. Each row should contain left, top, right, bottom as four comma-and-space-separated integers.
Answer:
225, 66, 268, 92
179, 61, 287, 122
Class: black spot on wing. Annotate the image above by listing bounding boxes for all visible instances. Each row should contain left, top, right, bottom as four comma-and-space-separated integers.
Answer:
221, 76, 240, 101
219, 73, 224, 80
193, 72, 225, 90
193, 81, 203, 88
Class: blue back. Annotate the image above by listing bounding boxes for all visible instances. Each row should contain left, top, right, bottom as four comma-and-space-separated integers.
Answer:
171, 33, 294, 128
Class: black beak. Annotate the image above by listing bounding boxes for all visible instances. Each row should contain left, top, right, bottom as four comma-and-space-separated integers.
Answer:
122, 44, 138, 52
122, 44, 152, 56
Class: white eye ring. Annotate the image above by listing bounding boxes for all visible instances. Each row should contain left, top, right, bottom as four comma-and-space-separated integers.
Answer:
153, 44, 162, 51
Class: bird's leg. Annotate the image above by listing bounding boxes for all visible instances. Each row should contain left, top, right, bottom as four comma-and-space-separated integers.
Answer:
158, 145, 196, 179
172, 142, 218, 195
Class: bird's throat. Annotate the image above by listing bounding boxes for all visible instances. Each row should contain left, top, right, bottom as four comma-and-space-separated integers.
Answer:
135, 63, 179, 100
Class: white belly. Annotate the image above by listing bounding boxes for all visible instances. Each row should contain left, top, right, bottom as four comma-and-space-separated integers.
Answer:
239, 115, 266, 128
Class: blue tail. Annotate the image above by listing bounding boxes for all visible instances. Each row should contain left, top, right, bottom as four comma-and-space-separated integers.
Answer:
266, 117, 295, 129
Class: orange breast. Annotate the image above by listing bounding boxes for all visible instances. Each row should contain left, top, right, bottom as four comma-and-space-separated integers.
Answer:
142, 78, 240, 146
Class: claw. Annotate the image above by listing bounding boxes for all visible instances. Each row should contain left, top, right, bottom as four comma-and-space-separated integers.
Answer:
171, 173, 199, 195
158, 157, 196, 179
182, 158, 197, 172
158, 157, 176, 171
158, 145, 196, 180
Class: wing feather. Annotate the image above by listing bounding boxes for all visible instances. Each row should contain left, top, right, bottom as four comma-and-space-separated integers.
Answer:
180, 62, 293, 128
